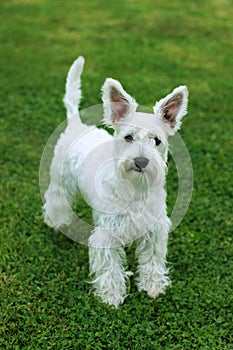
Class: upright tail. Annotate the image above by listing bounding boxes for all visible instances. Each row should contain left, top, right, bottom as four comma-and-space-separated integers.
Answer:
63, 56, 85, 119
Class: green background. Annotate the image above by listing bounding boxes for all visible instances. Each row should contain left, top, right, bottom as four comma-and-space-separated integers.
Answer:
0, 0, 232, 349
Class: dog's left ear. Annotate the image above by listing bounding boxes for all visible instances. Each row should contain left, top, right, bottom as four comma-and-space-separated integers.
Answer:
102, 78, 138, 127
153, 85, 189, 135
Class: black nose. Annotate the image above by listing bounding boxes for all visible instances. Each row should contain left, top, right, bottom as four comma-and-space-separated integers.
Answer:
134, 157, 149, 169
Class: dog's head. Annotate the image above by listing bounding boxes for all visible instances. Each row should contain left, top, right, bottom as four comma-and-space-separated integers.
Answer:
102, 78, 188, 189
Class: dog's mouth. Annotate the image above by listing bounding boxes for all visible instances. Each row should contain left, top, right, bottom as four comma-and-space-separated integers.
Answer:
123, 165, 145, 175
130, 165, 147, 174
134, 167, 143, 173
127, 163, 146, 174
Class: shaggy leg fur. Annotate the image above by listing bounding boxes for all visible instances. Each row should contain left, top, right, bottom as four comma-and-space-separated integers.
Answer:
89, 228, 128, 308
135, 219, 171, 298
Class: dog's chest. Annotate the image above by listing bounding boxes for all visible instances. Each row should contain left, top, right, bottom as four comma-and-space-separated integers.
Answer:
93, 187, 166, 243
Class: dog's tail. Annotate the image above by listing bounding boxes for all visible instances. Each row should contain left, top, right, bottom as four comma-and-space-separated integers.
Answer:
63, 56, 85, 119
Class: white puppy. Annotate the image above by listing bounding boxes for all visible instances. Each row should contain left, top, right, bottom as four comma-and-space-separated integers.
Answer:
43, 56, 188, 307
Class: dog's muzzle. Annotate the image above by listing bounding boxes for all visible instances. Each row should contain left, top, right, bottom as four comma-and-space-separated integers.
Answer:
134, 157, 149, 171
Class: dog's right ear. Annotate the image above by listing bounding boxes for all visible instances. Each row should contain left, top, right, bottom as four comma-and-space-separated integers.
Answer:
102, 78, 138, 127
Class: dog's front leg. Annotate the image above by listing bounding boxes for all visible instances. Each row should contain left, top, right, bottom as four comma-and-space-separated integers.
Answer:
88, 228, 128, 308
135, 219, 171, 299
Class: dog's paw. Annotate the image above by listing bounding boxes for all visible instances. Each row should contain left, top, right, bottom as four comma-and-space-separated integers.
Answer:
100, 294, 125, 308
147, 286, 166, 299
138, 275, 170, 299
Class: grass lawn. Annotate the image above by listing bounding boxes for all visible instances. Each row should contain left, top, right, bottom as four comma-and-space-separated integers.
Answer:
0, 0, 232, 349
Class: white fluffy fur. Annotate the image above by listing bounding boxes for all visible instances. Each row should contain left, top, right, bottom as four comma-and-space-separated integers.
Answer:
43, 56, 189, 307
63, 56, 85, 118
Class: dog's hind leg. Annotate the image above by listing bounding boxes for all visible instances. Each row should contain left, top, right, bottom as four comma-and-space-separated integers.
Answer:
43, 184, 74, 229
43, 139, 76, 229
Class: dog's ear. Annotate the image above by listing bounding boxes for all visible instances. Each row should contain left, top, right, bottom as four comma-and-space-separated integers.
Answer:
153, 86, 188, 135
102, 78, 138, 127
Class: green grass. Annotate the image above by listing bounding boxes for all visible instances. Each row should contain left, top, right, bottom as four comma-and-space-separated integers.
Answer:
0, 0, 232, 348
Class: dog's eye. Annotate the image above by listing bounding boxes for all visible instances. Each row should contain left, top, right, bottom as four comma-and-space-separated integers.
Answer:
154, 137, 161, 146
124, 135, 134, 142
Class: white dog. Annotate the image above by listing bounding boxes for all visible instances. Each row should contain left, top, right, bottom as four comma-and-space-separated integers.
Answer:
43, 56, 188, 307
